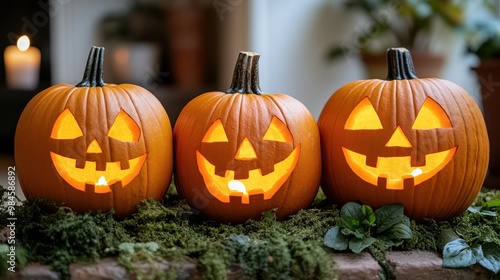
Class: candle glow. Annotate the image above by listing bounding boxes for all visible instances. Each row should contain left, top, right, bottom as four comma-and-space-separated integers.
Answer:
17, 36, 30, 52
4, 35, 41, 90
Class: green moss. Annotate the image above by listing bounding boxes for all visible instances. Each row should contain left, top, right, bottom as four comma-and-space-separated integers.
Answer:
0, 244, 28, 277
16, 199, 132, 278
3, 185, 499, 279
116, 242, 170, 280
120, 197, 337, 280
368, 241, 394, 280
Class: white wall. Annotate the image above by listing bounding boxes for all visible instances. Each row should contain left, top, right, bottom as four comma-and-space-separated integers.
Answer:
51, 0, 129, 85
249, 0, 482, 119
50, 0, 482, 118
50, 0, 249, 89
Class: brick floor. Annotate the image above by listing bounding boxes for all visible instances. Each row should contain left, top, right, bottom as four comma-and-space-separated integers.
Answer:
8, 251, 497, 279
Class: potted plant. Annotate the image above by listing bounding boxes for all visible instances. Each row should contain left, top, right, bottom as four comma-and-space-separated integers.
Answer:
327, 0, 467, 78
467, 7, 500, 190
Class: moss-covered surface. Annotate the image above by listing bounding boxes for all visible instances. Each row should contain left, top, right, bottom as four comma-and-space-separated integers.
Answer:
1, 186, 499, 280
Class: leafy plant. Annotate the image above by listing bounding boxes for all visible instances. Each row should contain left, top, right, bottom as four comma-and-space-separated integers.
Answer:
468, 198, 500, 217
324, 202, 412, 253
327, 0, 467, 59
439, 228, 500, 274
466, 0, 500, 59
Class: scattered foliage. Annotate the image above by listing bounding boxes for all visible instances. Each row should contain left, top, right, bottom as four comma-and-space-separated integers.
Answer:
323, 202, 413, 279
1, 186, 336, 280
323, 202, 412, 254
438, 191, 500, 274
1, 186, 499, 279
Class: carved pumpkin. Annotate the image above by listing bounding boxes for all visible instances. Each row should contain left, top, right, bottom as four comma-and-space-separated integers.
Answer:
318, 48, 489, 220
15, 46, 173, 218
173, 52, 321, 223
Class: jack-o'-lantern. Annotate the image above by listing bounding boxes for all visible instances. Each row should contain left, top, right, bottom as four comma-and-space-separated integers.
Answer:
15, 46, 173, 218
318, 48, 489, 220
174, 52, 321, 223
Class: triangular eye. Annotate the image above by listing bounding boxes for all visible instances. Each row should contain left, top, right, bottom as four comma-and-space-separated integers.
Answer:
202, 119, 228, 143
263, 116, 293, 142
345, 97, 383, 130
51, 108, 84, 139
108, 110, 141, 142
412, 98, 452, 129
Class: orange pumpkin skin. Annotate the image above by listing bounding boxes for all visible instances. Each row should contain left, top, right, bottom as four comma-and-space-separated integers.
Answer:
174, 52, 321, 224
15, 47, 173, 219
318, 48, 489, 220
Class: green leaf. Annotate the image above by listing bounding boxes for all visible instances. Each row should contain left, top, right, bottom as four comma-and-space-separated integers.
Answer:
484, 199, 500, 208
377, 236, 396, 248
471, 244, 484, 261
340, 226, 365, 239
480, 210, 498, 217
324, 226, 349, 251
467, 206, 497, 217
375, 204, 404, 234
478, 243, 500, 273
467, 206, 482, 214
349, 237, 377, 254
341, 202, 363, 220
326, 46, 348, 60
361, 205, 376, 227
442, 239, 478, 268
385, 223, 413, 241
340, 215, 360, 231
437, 228, 461, 252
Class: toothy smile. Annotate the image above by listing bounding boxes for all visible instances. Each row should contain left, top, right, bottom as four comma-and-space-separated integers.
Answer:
50, 152, 147, 193
342, 146, 457, 190
196, 145, 300, 203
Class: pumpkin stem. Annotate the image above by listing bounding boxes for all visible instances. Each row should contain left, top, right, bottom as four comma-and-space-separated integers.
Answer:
76, 46, 105, 87
227, 51, 262, 95
386, 48, 418, 80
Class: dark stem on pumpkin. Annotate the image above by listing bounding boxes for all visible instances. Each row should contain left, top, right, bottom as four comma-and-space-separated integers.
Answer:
76, 46, 105, 87
386, 48, 418, 81
227, 52, 262, 95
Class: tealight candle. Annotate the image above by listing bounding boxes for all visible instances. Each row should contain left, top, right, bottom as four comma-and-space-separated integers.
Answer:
4, 35, 41, 90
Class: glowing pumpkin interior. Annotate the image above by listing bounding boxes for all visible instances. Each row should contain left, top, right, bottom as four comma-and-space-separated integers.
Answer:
343, 97, 456, 190
50, 108, 147, 193
197, 116, 300, 203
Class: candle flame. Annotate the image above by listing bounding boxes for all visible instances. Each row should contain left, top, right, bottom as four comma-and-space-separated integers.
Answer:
17, 35, 30, 52
95, 176, 109, 186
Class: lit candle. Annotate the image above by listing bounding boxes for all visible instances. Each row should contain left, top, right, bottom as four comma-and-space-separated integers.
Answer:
4, 35, 41, 90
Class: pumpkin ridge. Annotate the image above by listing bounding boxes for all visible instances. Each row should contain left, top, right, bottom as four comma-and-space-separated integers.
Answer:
62, 86, 87, 204
406, 80, 452, 217
429, 80, 482, 218
119, 84, 162, 198
433, 80, 472, 219
428, 79, 485, 216
101, 86, 119, 205
266, 95, 295, 210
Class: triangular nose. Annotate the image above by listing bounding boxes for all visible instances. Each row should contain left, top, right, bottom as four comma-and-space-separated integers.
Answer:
385, 126, 412, 148
86, 139, 103, 153
235, 137, 257, 160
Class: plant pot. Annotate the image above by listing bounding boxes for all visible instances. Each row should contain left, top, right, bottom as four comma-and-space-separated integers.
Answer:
361, 51, 445, 79
473, 59, 500, 190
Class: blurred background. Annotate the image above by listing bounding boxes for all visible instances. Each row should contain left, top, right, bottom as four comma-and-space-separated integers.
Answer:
2, 0, 500, 190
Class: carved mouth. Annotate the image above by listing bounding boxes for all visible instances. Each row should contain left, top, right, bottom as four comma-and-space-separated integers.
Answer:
342, 146, 457, 190
50, 152, 147, 193
196, 145, 300, 204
